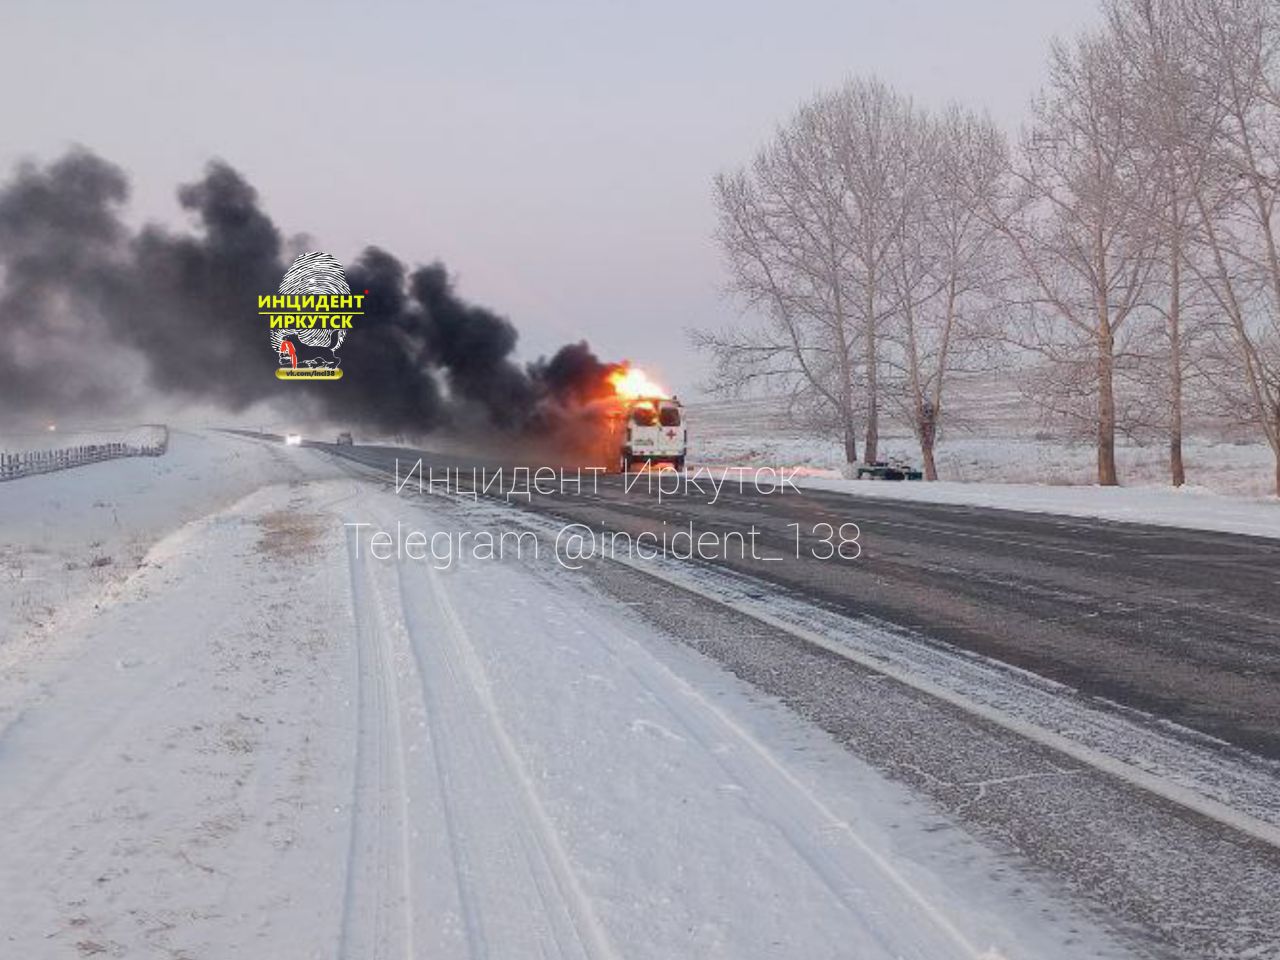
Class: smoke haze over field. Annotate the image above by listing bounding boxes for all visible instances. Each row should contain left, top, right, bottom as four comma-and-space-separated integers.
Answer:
0, 150, 621, 435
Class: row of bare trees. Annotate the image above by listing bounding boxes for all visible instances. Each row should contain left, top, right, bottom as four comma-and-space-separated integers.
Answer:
695, 82, 1005, 480
696, 0, 1280, 492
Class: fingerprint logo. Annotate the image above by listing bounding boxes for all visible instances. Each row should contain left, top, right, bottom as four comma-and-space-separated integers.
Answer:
262, 252, 362, 381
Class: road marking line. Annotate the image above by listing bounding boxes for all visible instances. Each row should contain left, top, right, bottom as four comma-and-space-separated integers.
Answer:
603, 552, 1280, 852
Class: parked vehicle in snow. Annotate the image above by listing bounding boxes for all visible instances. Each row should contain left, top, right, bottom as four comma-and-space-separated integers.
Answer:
855, 458, 922, 481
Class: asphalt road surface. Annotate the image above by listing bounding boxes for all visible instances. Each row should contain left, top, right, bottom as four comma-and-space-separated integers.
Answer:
299, 438, 1280, 958
326, 442, 1280, 760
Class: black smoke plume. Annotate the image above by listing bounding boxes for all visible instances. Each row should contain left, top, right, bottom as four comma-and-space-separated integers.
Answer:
0, 149, 620, 435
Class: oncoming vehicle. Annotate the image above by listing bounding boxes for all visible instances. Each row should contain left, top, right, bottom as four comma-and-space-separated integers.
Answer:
618, 397, 686, 472
284, 432, 303, 447
335, 431, 353, 446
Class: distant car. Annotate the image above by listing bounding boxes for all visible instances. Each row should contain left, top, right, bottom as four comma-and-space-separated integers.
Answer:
284, 433, 303, 446
335, 431, 353, 445
855, 458, 922, 481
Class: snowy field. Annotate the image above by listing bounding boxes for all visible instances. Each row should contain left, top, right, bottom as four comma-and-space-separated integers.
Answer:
0, 423, 168, 455
0, 430, 1134, 959
0, 429, 333, 649
687, 387, 1278, 497
686, 389, 1280, 539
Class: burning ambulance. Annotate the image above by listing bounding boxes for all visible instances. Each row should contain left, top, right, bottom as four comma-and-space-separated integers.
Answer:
603, 366, 687, 473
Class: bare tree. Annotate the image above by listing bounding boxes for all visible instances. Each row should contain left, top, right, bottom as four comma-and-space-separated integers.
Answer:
989, 29, 1157, 485
700, 78, 985, 467
700, 1, 1280, 494
884, 107, 1008, 479
820, 80, 922, 462
698, 99, 864, 461
1105, 0, 1231, 486
1176, 0, 1280, 494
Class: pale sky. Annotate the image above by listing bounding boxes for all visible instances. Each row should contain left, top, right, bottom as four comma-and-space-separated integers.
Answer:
1, 0, 1097, 395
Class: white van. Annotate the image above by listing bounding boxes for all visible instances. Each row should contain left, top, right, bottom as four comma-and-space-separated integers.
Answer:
619, 397, 686, 472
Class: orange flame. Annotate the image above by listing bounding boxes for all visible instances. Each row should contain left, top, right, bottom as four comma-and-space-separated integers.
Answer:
608, 364, 668, 399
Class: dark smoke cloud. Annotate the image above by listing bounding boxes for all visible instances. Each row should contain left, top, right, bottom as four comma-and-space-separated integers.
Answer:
0, 148, 620, 435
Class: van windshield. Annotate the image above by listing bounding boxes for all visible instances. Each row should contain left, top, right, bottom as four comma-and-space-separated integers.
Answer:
659, 406, 681, 427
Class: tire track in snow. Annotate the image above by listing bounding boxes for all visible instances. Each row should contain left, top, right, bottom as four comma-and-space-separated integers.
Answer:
340, 525, 416, 960
475, 563, 991, 960
389, 562, 490, 960
598, 623, 989, 959
393, 555, 621, 960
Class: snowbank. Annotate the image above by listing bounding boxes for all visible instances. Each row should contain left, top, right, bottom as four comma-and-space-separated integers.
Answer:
0, 428, 342, 657
793, 473, 1280, 540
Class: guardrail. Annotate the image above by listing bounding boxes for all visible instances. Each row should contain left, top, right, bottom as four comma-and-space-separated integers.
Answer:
0, 426, 169, 482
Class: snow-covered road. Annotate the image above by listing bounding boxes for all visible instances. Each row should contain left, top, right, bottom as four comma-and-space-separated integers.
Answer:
0, 433, 1131, 958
